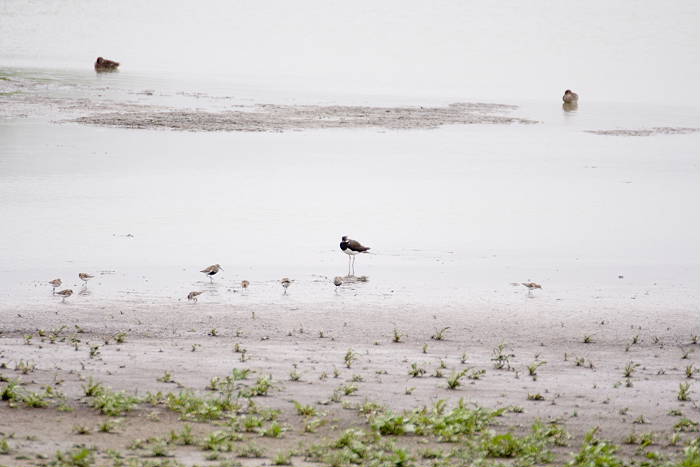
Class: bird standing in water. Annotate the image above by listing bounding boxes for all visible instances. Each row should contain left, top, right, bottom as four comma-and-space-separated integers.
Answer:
56, 289, 73, 303
49, 278, 62, 294
339, 236, 371, 277
79, 273, 94, 285
280, 277, 291, 294
333, 276, 343, 292
522, 282, 542, 298
200, 264, 223, 283
241, 280, 250, 291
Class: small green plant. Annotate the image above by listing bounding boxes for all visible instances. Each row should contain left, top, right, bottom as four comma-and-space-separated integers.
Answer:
422, 344, 428, 353
527, 393, 544, 401
623, 361, 640, 378
98, 419, 120, 433
289, 369, 301, 382
344, 349, 357, 368
73, 424, 92, 435
392, 328, 404, 343
114, 331, 127, 343
446, 369, 468, 390
431, 327, 450, 340
631, 335, 640, 344
157, 371, 174, 383
237, 442, 265, 458
674, 418, 699, 432
583, 335, 594, 344
15, 360, 36, 374
686, 364, 696, 378
208, 328, 219, 337
339, 383, 358, 396
273, 451, 293, 465
89, 344, 101, 359
293, 400, 318, 417
678, 382, 691, 401
492, 343, 515, 370
460, 352, 468, 364
408, 362, 426, 377
527, 360, 546, 379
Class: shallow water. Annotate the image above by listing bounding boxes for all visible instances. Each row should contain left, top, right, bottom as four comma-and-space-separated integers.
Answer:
0, 1, 698, 311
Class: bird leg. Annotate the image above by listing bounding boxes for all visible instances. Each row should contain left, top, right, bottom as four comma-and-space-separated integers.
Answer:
347, 256, 352, 277
351, 256, 356, 276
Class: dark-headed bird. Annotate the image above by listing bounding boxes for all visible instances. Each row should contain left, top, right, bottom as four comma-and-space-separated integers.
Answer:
200, 264, 223, 283
94, 57, 120, 72
339, 236, 370, 277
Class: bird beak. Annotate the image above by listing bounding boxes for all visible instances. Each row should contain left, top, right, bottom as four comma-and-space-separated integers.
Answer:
220, 267, 224, 270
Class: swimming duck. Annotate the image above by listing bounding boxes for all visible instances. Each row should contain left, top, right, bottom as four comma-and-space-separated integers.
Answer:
562, 89, 579, 103
94, 57, 120, 71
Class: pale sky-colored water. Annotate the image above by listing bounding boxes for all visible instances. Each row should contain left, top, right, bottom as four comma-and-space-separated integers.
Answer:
0, 1, 698, 309
0, 0, 698, 105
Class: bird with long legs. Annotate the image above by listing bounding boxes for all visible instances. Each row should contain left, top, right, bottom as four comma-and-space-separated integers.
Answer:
200, 264, 223, 283
280, 277, 292, 294
78, 273, 94, 285
55, 289, 73, 303
339, 236, 370, 277
48, 278, 62, 294
521, 281, 542, 298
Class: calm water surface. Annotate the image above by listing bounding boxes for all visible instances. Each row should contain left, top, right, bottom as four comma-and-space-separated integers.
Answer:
0, 1, 698, 309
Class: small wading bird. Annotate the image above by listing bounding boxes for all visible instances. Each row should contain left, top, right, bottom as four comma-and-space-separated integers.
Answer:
187, 291, 204, 303
339, 236, 370, 277
333, 276, 343, 292
79, 273, 94, 285
562, 89, 579, 103
49, 278, 62, 294
280, 277, 291, 294
241, 280, 250, 290
522, 282, 542, 297
94, 57, 119, 72
55, 289, 73, 303
201, 264, 223, 283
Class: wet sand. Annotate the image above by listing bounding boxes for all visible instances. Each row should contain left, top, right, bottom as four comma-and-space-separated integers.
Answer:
1, 299, 698, 465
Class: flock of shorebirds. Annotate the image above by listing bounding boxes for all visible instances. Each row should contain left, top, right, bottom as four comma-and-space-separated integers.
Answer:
46, 236, 542, 304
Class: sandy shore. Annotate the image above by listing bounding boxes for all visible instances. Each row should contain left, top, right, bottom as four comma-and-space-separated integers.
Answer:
1, 300, 698, 466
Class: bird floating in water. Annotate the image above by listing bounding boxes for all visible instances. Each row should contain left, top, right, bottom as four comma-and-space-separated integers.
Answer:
200, 264, 223, 283
55, 289, 73, 303
187, 291, 204, 303
340, 236, 371, 277
521, 282, 542, 297
280, 277, 292, 294
48, 278, 62, 294
562, 89, 578, 103
241, 280, 250, 290
79, 273, 94, 285
94, 56, 119, 72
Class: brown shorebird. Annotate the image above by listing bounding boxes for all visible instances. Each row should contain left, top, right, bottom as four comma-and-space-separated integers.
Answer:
49, 278, 62, 294
187, 291, 204, 303
94, 57, 119, 72
339, 236, 370, 277
522, 282, 542, 297
562, 89, 579, 103
55, 289, 73, 303
280, 277, 292, 294
200, 264, 223, 283
78, 273, 94, 285
333, 276, 343, 291
241, 280, 250, 290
